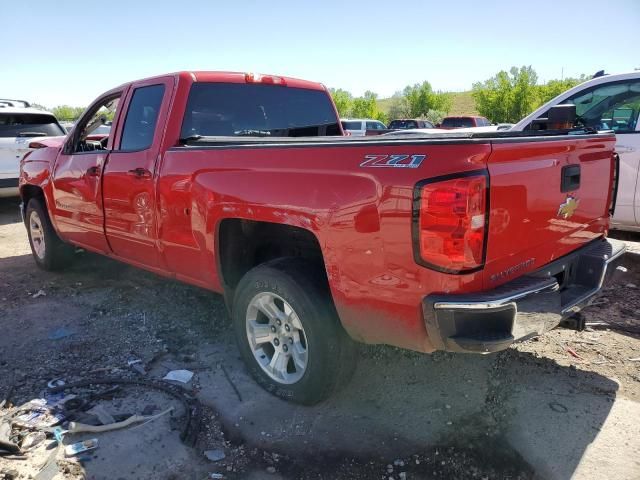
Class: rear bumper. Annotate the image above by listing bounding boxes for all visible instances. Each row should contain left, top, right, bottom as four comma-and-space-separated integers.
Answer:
422, 237, 626, 353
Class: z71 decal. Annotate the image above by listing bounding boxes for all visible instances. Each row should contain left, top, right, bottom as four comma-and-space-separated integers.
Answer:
360, 154, 426, 169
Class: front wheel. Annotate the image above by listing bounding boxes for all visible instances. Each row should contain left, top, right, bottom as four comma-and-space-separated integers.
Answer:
232, 258, 357, 405
26, 198, 74, 271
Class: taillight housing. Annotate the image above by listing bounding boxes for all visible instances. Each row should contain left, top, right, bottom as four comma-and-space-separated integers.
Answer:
412, 171, 489, 273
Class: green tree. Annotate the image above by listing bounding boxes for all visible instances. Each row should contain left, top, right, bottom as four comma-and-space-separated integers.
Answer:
402, 82, 452, 118
350, 91, 386, 122
424, 109, 447, 125
472, 66, 539, 123
329, 88, 353, 117
537, 76, 587, 104
52, 105, 85, 121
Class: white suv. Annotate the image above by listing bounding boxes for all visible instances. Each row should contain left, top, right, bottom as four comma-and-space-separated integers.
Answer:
0, 99, 65, 197
341, 118, 387, 136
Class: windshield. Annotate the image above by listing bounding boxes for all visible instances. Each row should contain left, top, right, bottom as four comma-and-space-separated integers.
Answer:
441, 117, 474, 128
0, 113, 65, 137
181, 83, 341, 138
389, 120, 417, 129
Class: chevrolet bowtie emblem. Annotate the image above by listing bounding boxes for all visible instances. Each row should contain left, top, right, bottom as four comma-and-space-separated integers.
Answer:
558, 194, 579, 219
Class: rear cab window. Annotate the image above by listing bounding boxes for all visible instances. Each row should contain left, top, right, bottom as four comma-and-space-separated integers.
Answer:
0, 113, 65, 137
389, 120, 418, 129
342, 121, 363, 130
181, 83, 341, 138
441, 117, 474, 128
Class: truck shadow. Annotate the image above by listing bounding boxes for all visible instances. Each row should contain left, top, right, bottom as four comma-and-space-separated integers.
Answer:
0, 249, 633, 479
0, 197, 22, 226
197, 334, 622, 480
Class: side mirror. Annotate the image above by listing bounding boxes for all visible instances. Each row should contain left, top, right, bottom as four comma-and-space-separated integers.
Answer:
530, 104, 577, 131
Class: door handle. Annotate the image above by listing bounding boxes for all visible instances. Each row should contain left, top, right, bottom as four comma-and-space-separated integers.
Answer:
561, 164, 581, 192
86, 166, 100, 177
127, 168, 152, 178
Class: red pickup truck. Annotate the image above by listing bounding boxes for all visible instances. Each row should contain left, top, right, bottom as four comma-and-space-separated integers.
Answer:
19, 71, 624, 404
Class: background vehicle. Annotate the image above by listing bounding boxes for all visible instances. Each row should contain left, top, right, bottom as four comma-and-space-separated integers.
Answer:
20, 71, 622, 405
388, 118, 434, 129
0, 100, 65, 197
512, 72, 640, 232
438, 115, 491, 128
341, 118, 386, 136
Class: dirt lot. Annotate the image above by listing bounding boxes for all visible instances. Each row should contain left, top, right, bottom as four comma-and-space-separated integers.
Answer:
1, 197, 639, 480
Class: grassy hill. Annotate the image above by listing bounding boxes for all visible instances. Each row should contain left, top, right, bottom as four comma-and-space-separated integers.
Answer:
378, 91, 478, 117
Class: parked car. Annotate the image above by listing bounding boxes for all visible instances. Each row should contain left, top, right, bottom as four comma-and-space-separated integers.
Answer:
0, 100, 65, 197
510, 72, 640, 232
388, 118, 435, 129
438, 115, 491, 129
20, 71, 623, 405
341, 118, 386, 136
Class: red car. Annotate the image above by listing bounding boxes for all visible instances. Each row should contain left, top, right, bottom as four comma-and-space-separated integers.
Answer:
438, 115, 491, 128
20, 71, 624, 404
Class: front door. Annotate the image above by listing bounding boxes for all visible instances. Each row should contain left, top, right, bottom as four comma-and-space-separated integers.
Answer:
102, 78, 173, 269
51, 89, 125, 253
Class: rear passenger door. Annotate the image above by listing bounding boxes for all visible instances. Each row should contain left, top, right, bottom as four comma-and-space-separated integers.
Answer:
102, 77, 174, 270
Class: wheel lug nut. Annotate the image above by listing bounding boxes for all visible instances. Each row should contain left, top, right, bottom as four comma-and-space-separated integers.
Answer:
288, 337, 293, 344
276, 319, 282, 326
284, 324, 290, 332
270, 326, 277, 333
273, 338, 280, 346
283, 344, 288, 352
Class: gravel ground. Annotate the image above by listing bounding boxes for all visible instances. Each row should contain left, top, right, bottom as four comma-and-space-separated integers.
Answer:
0, 197, 639, 480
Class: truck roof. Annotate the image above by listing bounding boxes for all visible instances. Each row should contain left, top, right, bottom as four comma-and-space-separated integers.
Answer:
119, 71, 328, 92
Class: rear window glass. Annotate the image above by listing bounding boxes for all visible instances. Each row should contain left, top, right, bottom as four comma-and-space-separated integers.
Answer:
0, 113, 65, 138
341, 121, 362, 130
181, 83, 341, 138
389, 120, 418, 129
441, 117, 474, 128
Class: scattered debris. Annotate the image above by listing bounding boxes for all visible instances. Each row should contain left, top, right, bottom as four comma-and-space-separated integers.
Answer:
548, 402, 569, 413
220, 364, 243, 402
68, 408, 173, 434
163, 369, 194, 384
31, 290, 46, 299
629, 357, 640, 362
64, 439, 98, 457
47, 327, 76, 341
204, 449, 226, 462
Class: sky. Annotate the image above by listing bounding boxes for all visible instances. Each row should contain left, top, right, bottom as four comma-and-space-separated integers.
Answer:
2, 0, 639, 108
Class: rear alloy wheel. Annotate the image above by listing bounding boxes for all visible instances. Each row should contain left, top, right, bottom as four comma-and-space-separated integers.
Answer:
246, 291, 309, 384
233, 258, 357, 405
26, 198, 74, 271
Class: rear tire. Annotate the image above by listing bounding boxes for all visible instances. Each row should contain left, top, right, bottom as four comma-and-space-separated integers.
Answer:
232, 258, 357, 405
26, 198, 74, 271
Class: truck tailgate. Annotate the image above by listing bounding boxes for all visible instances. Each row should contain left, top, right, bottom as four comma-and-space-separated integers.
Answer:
484, 134, 616, 289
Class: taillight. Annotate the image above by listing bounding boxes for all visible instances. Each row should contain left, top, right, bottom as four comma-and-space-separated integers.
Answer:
413, 172, 488, 273
245, 73, 287, 85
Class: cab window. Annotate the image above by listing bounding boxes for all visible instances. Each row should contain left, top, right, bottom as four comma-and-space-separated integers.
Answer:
557, 80, 640, 133
119, 84, 165, 151
70, 95, 120, 153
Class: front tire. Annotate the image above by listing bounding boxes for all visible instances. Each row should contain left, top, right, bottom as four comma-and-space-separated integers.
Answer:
232, 258, 357, 405
26, 198, 74, 271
